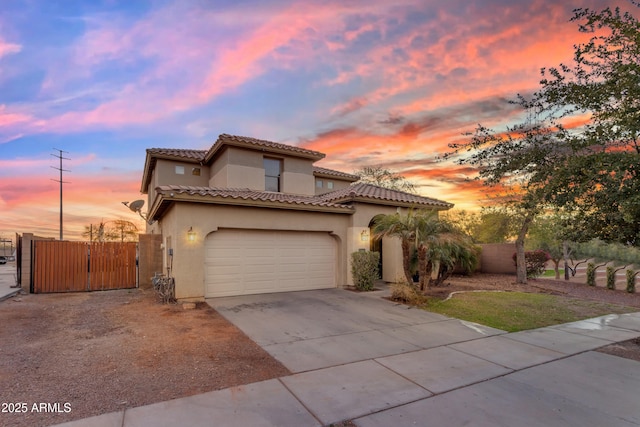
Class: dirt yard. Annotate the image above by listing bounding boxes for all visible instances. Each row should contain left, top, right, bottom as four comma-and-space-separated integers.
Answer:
1, 274, 639, 427
0, 289, 289, 427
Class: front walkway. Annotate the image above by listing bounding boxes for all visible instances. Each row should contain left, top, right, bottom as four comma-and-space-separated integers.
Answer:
52, 287, 640, 426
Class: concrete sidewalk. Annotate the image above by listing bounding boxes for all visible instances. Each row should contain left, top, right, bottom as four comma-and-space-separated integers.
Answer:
0, 262, 20, 301
52, 311, 640, 427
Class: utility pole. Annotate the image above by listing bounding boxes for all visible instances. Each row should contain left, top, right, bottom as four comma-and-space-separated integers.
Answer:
51, 149, 70, 241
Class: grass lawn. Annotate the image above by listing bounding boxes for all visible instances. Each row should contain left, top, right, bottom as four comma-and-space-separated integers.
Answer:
424, 291, 636, 332
543, 269, 564, 277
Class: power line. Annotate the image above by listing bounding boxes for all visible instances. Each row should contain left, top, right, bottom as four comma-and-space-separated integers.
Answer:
51, 148, 71, 240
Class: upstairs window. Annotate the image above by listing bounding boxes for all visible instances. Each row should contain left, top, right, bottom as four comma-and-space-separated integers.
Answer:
264, 158, 282, 192
316, 179, 323, 188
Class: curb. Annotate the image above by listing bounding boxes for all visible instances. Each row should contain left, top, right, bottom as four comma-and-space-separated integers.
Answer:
0, 289, 21, 302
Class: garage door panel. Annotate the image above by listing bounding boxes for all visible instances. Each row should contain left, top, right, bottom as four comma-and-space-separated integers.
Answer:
205, 230, 336, 297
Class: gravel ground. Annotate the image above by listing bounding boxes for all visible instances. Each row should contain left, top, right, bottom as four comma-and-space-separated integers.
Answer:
0, 289, 289, 427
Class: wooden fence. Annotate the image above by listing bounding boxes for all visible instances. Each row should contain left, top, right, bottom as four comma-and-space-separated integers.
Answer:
32, 241, 137, 293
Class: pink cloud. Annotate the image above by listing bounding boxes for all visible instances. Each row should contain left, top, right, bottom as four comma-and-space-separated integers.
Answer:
0, 105, 31, 127
0, 38, 20, 58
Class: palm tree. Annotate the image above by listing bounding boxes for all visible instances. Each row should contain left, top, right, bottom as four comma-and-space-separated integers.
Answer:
426, 231, 479, 287
374, 209, 479, 290
414, 210, 443, 291
372, 211, 419, 285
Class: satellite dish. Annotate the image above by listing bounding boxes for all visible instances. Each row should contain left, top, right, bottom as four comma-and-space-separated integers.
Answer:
128, 200, 145, 213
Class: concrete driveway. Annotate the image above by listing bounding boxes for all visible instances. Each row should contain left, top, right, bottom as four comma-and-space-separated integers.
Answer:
204, 288, 640, 426
206, 287, 504, 373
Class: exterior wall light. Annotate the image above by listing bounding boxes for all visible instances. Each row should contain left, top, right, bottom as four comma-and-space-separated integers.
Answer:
360, 229, 370, 242
187, 227, 196, 242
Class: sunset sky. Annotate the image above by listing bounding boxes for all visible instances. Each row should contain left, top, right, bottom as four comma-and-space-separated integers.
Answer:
0, 0, 627, 240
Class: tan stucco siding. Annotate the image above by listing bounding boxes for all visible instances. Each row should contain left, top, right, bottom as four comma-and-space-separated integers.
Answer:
208, 147, 229, 187
282, 157, 314, 195
154, 159, 209, 188
209, 147, 266, 189
210, 163, 265, 190
164, 203, 349, 300
208, 146, 316, 195
282, 171, 314, 195
314, 178, 354, 195
147, 169, 158, 209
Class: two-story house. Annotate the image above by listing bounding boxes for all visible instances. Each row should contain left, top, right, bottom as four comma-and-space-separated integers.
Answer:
141, 134, 452, 301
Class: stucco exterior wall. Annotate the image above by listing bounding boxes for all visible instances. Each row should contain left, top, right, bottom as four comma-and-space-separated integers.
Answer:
282, 157, 314, 195
346, 203, 407, 285
314, 178, 352, 195
155, 159, 209, 188
208, 146, 315, 194
162, 202, 350, 301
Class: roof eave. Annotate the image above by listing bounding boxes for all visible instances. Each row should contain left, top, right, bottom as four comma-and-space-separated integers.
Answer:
333, 196, 453, 210
140, 151, 154, 194
150, 192, 354, 220
204, 139, 325, 164
313, 171, 360, 182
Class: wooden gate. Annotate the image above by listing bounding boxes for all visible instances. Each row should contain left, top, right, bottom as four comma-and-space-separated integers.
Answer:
32, 241, 137, 293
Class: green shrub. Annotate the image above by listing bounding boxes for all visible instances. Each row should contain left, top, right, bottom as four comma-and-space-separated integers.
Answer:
606, 266, 616, 290
351, 251, 380, 291
390, 281, 428, 305
627, 269, 637, 294
512, 250, 550, 278
586, 262, 596, 286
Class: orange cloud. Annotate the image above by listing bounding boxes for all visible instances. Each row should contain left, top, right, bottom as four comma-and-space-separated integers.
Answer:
0, 170, 146, 240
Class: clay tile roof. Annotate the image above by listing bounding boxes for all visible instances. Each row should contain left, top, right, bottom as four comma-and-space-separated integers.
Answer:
319, 182, 453, 208
146, 148, 207, 161
156, 185, 354, 211
313, 166, 360, 181
205, 134, 325, 162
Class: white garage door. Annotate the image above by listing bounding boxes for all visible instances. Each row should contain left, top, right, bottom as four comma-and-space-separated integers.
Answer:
205, 229, 336, 297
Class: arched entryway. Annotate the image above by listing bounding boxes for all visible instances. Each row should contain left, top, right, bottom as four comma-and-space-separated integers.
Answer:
369, 215, 385, 279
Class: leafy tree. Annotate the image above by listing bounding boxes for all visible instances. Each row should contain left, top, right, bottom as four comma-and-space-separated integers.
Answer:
447, 1, 640, 281
574, 239, 640, 268
473, 207, 518, 244
109, 219, 139, 242
354, 166, 417, 193
442, 207, 516, 244
439, 209, 480, 238
82, 220, 139, 242
526, 212, 574, 279
535, 2, 640, 245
